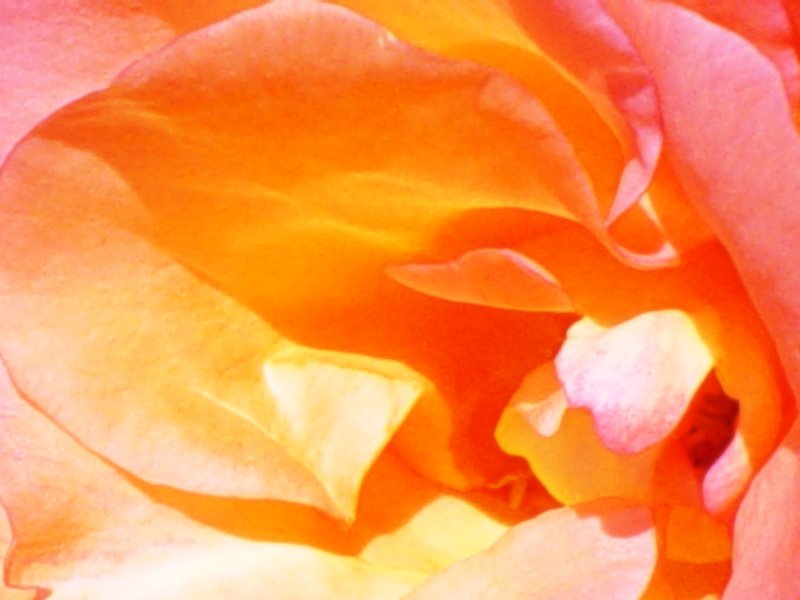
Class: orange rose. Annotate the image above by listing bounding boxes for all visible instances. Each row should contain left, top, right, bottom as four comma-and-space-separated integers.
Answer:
1, 1, 799, 598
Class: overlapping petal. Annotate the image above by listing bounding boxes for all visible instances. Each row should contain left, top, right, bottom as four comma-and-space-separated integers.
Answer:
607, 0, 800, 405
406, 501, 657, 600
555, 310, 713, 454
0, 0, 265, 165
724, 421, 800, 599
0, 359, 423, 598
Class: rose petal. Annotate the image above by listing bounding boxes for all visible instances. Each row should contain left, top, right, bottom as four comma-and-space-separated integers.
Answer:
606, 0, 800, 403
387, 248, 574, 312
667, 0, 800, 104
0, 133, 441, 519
331, 0, 676, 267
496, 362, 674, 505
0, 357, 423, 598
406, 501, 657, 600
665, 506, 731, 564
1, 1, 584, 490
0, 0, 266, 165
555, 311, 714, 454
505, 0, 662, 227
0, 509, 35, 600
262, 346, 424, 518
724, 421, 800, 599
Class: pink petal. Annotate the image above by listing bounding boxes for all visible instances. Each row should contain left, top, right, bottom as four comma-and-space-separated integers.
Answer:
406, 501, 657, 600
724, 421, 800, 598
606, 0, 800, 403
0, 0, 263, 165
555, 311, 714, 454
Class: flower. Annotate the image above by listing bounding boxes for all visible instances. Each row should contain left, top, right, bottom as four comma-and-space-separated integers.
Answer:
1, 0, 799, 598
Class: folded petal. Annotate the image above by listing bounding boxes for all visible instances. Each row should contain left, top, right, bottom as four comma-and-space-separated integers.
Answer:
505, 0, 662, 227
406, 501, 657, 600
0, 357, 423, 598
496, 363, 668, 505
606, 0, 800, 403
262, 346, 425, 518
332, 0, 676, 266
387, 249, 574, 312
555, 311, 713, 454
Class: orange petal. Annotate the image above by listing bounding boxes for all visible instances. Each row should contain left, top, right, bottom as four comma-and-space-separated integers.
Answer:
0, 508, 35, 600
665, 506, 731, 564
406, 501, 657, 600
496, 362, 667, 505
606, 0, 800, 404
262, 345, 426, 519
0, 0, 265, 164
333, 0, 676, 266
555, 311, 714, 453
0, 132, 441, 518
2, 1, 585, 490
0, 358, 423, 598
724, 421, 800, 599
387, 248, 574, 312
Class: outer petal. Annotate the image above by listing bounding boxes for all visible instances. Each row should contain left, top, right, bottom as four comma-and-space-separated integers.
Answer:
724, 421, 800, 599
0, 357, 422, 599
606, 0, 800, 404
0, 0, 264, 165
406, 501, 657, 600
555, 311, 713, 454
667, 0, 800, 104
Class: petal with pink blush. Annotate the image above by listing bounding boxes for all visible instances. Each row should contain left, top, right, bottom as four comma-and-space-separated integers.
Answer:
406, 501, 657, 600
555, 311, 714, 454
605, 0, 800, 404
724, 421, 800, 599
387, 249, 574, 312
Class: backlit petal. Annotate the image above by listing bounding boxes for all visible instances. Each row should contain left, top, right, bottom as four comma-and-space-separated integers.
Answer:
387, 249, 574, 312
0, 357, 422, 599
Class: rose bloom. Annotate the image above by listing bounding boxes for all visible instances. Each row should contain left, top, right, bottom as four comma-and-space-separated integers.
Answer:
2, 0, 800, 598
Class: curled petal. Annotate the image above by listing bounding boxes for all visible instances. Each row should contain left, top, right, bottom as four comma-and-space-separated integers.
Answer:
555, 311, 713, 454
387, 249, 574, 312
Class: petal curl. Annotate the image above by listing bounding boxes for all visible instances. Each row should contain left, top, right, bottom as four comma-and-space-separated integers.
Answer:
387, 249, 574, 312
555, 311, 713, 454
406, 502, 657, 600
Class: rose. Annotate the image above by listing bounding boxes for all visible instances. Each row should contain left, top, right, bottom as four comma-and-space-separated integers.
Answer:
1, 1, 799, 598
